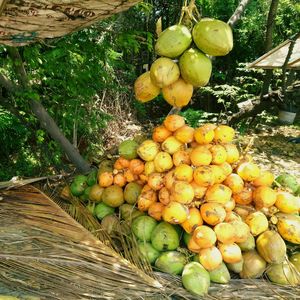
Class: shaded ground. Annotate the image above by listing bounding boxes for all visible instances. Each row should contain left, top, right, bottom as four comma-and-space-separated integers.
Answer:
239, 125, 300, 179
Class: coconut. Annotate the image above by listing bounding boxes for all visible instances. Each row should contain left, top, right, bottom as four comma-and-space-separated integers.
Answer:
151, 221, 180, 251
124, 182, 142, 204
102, 185, 124, 208
209, 262, 231, 284
101, 215, 119, 234
137, 140, 160, 162
240, 250, 266, 279
150, 57, 180, 88
275, 173, 299, 193
155, 251, 188, 275
290, 253, 300, 272
70, 180, 87, 197
179, 48, 212, 87
227, 259, 244, 273
89, 184, 104, 202
138, 242, 161, 264
118, 140, 139, 160
182, 262, 210, 296
94, 202, 115, 220
192, 18, 233, 56
131, 215, 157, 242
155, 24, 192, 58
134, 71, 160, 102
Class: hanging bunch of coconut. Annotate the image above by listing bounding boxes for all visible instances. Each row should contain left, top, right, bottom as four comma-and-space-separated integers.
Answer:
134, 1, 233, 108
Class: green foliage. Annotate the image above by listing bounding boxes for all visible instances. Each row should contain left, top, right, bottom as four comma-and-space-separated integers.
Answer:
180, 108, 218, 128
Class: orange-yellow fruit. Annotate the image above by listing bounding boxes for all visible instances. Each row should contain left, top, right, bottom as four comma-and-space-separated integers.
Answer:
193, 166, 215, 187
148, 202, 165, 221
148, 172, 165, 191
137, 140, 160, 162
113, 173, 127, 187
275, 191, 299, 214
218, 243, 242, 264
190, 146, 213, 166
154, 151, 173, 172
162, 201, 189, 224
252, 171, 274, 187
237, 162, 260, 182
188, 236, 202, 253
210, 145, 227, 165
214, 222, 236, 244
193, 225, 217, 248
181, 207, 203, 233
190, 181, 207, 199
174, 125, 195, 143
224, 144, 240, 164
200, 203, 226, 226
174, 164, 194, 182
233, 205, 255, 220
99, 172, 114, 187
205, 184, 232, 205
230, 221, 250, 243
164, 169, 176, 190
225, 211, 242, 223
245, 211, 269, 236
214, 125, 235, 143
134, 71, 160, 102
162, 136, 184, 155
223, 197, 236, 212
171, 181, 194, 204
199, 246, 223, 271
194, 124, 216, 144
158, 187, 171, 205
163, 114, 185, 132
114, 157, 130, 170
162, 77, 193, 108
152, 125, 172, 143
252, 186, 277, 209
173, 150, 191, 166
137, 185, 157, 211
219, 162, 233, 177
232, 186, 253, 205
124, 169, 136, 182
129, 159, 145, 175
211, 165, 227, 184
224, 174, 244, 194
144, 161, 155, 176
150, 57, 180, 87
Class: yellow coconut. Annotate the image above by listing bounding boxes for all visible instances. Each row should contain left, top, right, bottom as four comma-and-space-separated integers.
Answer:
137, 139, 160, 162
194, 124, 216, 144
162, 77, 193, 108
171, 181, 194, 204
162, 201, 189, 224
162, 136, 184, 155
134, 71, 160, 102
150, 57, 180, 87
154, 151, 174, 172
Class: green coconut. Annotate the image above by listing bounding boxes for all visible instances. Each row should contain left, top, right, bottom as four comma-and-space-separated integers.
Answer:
155, 251, 188, 275
155, 24, 192, 58
240, 250, 267, 279
118, 140, 139, 160
98, 160, 114, 176
183, 232, 192, 246
275, 173, 299, 193
74, 175, 88, 183
266, 260, 299, 285
131, 215, 158, 242
94, 202, 115, 220
237, 234, 256, 251
179, 48, 212, 87
124, 182, 143, 204
87, 169, 98, 186
290, 252, 300, 272
81, 186, 92, 201
70, 180, 87, 197
182, 262, 210, 296
151, 222, 180, 251
102, 185, 124, 208
138, 242, 161, 264
119, 203, 138, 220
227, 259, 244, 273
209, 262, 231, 284
192, 18, 233, 56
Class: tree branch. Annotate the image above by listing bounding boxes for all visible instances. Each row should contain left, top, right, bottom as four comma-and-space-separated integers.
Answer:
227, 0, 252, 28
0, 73, 19, 93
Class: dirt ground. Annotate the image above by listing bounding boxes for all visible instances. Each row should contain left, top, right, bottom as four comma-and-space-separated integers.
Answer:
239, 125, 300, 180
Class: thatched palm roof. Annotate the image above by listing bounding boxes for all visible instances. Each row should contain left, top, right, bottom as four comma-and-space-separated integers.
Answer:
0, 0, 141, 46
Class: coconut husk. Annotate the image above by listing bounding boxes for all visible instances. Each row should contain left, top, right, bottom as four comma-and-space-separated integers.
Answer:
0, 0, 140, 46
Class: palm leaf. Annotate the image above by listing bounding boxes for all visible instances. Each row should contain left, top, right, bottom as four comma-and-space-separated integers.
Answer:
0, 185, 166, 299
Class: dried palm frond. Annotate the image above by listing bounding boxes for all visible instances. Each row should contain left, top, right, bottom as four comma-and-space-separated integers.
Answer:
0, 185, 166, 300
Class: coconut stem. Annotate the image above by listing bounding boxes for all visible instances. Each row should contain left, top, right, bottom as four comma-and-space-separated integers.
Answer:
178, 0, 201, 26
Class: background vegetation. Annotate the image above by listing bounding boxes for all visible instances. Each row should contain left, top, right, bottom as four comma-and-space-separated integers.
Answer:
0, 0, 299, 180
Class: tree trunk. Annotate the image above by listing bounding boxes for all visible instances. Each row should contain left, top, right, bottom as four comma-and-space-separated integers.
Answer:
7, 47, 91, 173
227, 0, 252, 28
261, 0, 279, 96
